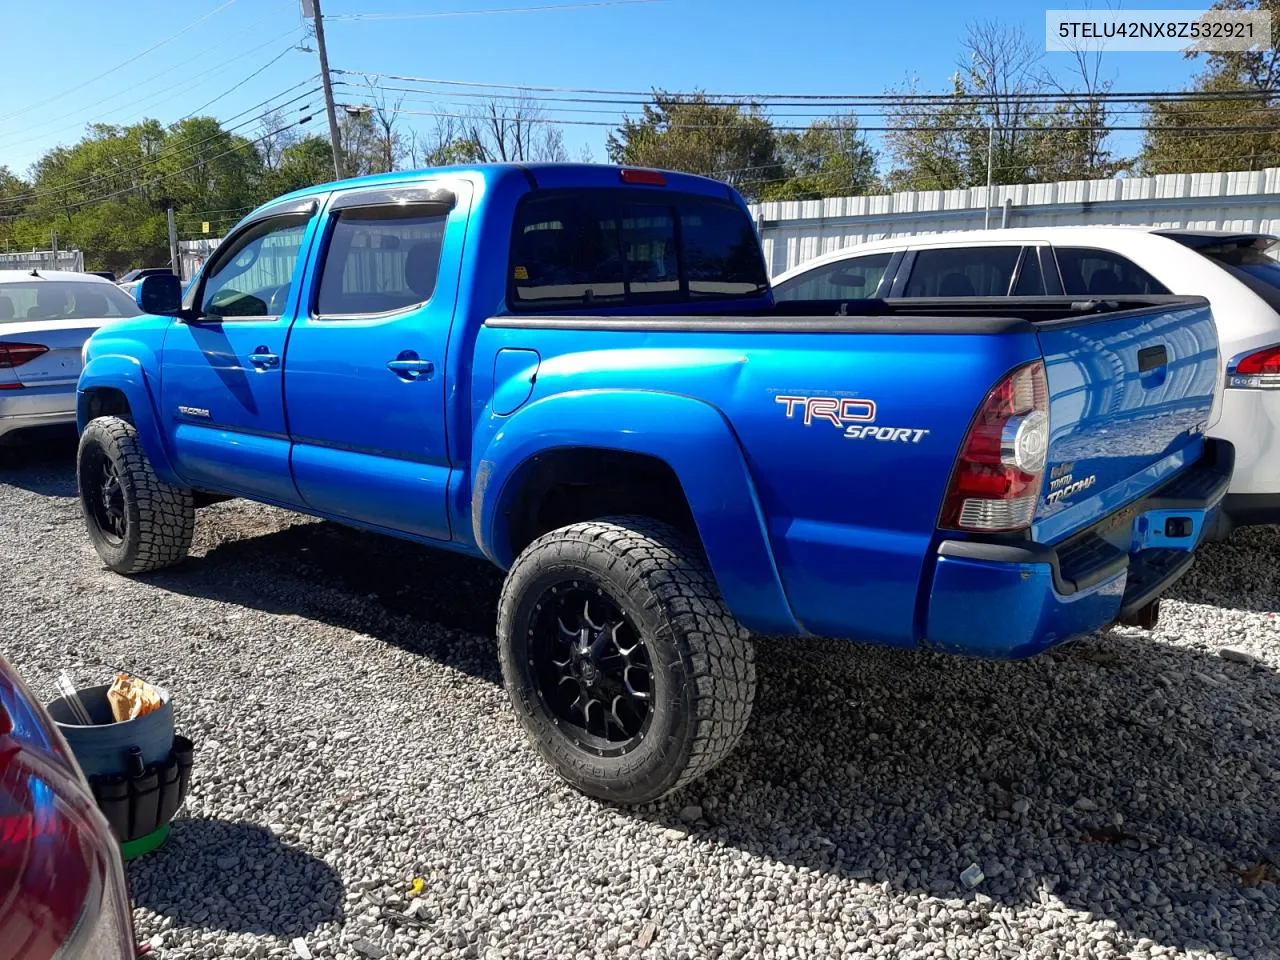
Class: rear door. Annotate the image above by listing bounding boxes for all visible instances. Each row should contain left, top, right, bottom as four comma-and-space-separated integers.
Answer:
283, 180, 470, 541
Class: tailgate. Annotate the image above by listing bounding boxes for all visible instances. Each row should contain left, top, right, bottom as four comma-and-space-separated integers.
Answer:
2, 320, 102, 387
1034, 300, 1218, 541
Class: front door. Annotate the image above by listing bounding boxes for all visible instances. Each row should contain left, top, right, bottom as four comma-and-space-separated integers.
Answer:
160, 200, 320, 503
282, 181, 470, 541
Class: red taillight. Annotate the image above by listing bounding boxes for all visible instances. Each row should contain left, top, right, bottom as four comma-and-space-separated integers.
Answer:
941, 360, 1051, 532
619, 168, 667, 186
1233, 344, 1280, 376
0, 342, 49, 368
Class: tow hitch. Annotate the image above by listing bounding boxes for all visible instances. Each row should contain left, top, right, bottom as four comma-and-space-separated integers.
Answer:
1118, 598, 1161, 630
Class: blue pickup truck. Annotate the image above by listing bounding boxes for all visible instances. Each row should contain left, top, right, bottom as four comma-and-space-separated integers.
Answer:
76, 163, 1232, 802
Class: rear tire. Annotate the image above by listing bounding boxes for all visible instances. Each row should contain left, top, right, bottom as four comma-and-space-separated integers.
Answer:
498, 516, 756, 804
77, 416, 194, 574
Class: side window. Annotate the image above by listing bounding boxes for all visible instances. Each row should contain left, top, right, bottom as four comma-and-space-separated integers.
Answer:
773, 252, 893, 301
316, 206, 448, 317
199, 215, 310, 319
902, 247, 1020, 297
1012, 248, 1047, 296
1055, 247, 1170, 296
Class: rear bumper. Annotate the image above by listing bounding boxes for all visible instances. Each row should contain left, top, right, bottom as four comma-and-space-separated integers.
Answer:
923, 438, 1233, 659
0, 385, 78, 441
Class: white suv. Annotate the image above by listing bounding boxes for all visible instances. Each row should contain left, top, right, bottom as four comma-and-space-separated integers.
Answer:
771, 227, 1280, 533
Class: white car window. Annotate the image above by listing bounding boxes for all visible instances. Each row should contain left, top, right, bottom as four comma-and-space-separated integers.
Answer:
773, 252, 893, 301
903, 247, 1021, 297
0, 281, 142, 323
1055, 248, 1169, 297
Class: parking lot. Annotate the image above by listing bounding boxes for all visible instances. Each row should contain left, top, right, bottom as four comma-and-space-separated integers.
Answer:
3, 436, 1278, 960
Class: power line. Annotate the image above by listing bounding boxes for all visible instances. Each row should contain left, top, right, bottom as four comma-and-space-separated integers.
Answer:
0, 114, 316, 222
0, 0, 240, 126
0, 86, 319, 209
0, 34, 306, 153
0, 20, 298, 148
337, 70, 1280, 105
342, 104, 1280, 135
184, 44, 300, 119
325, 0, 665, 20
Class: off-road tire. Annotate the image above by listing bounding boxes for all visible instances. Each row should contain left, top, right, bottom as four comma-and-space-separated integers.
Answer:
498, 516, 756, 804
78, 416, 195, 574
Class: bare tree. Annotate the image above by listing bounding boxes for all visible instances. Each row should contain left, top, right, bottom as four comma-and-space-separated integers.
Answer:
962, 20, 1043, 163
256, 108, 299, 172
1041, 0, 1125, 178
366, 79, 406, 173
462, 96, 568, 163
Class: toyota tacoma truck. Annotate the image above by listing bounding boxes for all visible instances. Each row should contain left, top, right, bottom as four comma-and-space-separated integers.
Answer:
75, 163, 1232, 803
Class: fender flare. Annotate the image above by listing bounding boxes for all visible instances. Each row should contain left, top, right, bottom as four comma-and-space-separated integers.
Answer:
473, 389, 801, 636
77, 354, 182, 485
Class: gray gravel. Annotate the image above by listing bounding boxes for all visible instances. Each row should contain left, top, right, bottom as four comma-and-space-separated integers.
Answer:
2, 436, 1278, 959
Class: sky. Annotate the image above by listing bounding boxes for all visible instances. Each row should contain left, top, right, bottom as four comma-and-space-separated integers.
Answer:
0, 0, 1224, 180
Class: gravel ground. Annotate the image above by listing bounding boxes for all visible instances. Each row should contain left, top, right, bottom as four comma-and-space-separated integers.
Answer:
2, 435, 1278, 960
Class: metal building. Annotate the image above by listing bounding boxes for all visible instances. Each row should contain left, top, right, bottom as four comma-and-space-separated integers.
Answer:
749, 165, 1280, 277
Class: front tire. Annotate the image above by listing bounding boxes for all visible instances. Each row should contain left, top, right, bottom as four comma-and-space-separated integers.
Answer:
78, 416, 195, 574
498, 516, 756, 804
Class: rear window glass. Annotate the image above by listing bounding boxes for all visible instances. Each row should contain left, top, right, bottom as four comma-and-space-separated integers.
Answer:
316, 207, 447, 317
508, 191, 768, 309
903, 247, 1020, 297
1193, 238, 1280, 294
773, 252, 893, 301
0, 280, 141, 323
1055, 248, 1169, 296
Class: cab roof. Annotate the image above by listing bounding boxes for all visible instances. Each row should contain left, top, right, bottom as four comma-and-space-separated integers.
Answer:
248, 162, 739, 223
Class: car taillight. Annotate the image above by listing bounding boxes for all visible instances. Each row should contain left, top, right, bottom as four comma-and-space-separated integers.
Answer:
0, 667, 136, 960
1227, 343, 1280, 388
0, 342, 49, 368
941, 360, 1050, 532
619, 168, 667, 186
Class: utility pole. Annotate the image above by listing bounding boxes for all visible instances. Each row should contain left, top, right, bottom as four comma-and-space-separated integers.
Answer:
167, 207, 179, 277
304, 0, 345, 181
50, 230, 57, 272
984, 123, 994, 230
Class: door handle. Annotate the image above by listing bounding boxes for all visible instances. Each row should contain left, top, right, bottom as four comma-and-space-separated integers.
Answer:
387, 352, 435, 381
248, 348, 279, 370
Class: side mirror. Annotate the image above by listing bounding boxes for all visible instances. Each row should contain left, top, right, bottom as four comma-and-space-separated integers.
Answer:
136, 274, 183, 315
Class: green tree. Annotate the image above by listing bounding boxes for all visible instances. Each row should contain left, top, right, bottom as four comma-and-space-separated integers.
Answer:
607, 92, 784, 201
1140, 0, 1280, 174
760, 117, 881, 201
264, 136, 336, 197
886, 20, 1124, 190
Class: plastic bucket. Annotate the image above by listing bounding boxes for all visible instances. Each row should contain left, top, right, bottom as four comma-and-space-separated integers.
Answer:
45, 683, 175, 778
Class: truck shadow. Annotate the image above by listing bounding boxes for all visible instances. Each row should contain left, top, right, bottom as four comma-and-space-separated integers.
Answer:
1166, 523, 1280, 615
128, 817, 344, 938
146, 514, 506, 683
147, 513, 1279, 954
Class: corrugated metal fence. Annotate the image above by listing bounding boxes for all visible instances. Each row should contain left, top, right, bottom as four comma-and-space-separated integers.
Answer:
748, 166, 1280, 277
0, 249, 85, 273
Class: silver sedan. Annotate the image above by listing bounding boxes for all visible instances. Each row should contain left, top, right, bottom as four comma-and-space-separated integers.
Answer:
0, 271, 142, 444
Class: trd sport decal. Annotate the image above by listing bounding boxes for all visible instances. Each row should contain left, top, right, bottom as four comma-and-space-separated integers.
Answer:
775, 395, 930, 444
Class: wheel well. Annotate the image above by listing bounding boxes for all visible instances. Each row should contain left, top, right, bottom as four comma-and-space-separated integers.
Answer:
82, 387, 133, 424
502, 449, 696, 560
